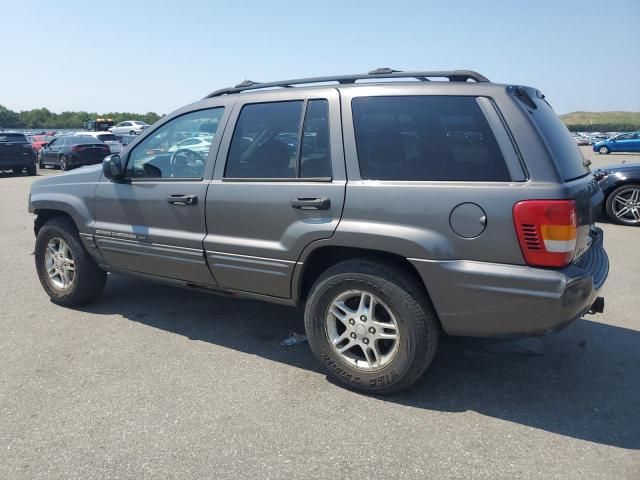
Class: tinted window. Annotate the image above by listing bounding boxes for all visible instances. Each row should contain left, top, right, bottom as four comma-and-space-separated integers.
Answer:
128, 108, 224, 179
352, 96, 510, 181
96, 134, 118, 142
524, 92, 590, 181
70, 136, 98, 144
300, 100, 331, 178
0, 133, 28, 143
225, 101, 303, 178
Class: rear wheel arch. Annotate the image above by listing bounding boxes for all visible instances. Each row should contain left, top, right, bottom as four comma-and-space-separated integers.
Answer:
296, 246, 439, 322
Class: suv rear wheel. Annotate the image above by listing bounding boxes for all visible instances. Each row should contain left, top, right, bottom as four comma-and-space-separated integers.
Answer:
304, 258, 439, 394
35, 217, 107, 306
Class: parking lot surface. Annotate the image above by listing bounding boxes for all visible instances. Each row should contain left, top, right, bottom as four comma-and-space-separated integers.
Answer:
1, 147, 639, 479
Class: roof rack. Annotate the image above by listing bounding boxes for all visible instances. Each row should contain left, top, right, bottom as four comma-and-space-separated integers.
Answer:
205, 68, 489, 98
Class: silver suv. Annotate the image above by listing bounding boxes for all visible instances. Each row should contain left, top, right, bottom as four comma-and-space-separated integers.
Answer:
29, 69, 608, 393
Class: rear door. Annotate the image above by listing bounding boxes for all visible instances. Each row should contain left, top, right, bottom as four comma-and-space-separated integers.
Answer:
93, 105, 229, 284
205, 89, 345, 298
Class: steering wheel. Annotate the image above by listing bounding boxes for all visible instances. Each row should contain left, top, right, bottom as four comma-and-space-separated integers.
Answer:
169, 148, 204, 178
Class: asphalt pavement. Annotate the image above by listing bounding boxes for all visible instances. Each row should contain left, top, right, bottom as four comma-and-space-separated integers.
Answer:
1, 147, 639, 479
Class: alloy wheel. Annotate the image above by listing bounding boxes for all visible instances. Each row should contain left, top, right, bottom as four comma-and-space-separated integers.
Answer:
612, 187, 640, 224
44, 237, 76, 289
325, 289, 400, 371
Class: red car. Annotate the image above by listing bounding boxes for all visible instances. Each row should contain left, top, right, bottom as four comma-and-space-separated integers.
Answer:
29, 135, 54, 153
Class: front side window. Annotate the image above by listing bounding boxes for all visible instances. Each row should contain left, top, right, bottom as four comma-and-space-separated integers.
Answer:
127, 108, 224, 179
225, 99, 331, 179
352, 96, 510, 181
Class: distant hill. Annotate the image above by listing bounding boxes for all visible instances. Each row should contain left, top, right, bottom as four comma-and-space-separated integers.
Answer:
560, 111, 640, 132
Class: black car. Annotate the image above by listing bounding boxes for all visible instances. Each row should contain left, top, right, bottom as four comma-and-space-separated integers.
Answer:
0, 132, 36, 175
594, 163, 640, 226
38, 135, 111, 171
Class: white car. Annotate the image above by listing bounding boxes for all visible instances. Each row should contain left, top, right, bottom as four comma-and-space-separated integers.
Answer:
77, 132, 123, 153
109, 120, 149, 136
167, 136, 212, 154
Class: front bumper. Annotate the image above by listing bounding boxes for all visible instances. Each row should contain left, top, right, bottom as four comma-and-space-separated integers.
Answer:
410, 228, 609, 337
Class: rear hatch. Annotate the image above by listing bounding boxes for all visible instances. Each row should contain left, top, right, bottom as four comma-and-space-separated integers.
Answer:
95, 134, 122, 153
0, 133, 32, 164
513, 87, 603, 262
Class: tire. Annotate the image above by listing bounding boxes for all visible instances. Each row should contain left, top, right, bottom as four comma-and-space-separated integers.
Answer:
38, 152, 45, 169
304, 258, 439, 394
598, 145, 610, 154
59, 155, 69, 171
129, 130, 136, 136
605, 183, 640, 226
27, 164, 37, 176
35, 216, 107, 306
12, 167, 23, 175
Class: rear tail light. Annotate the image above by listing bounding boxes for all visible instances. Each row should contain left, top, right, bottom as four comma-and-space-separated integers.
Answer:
71, 146, 84, 153
513, 200, 577, 267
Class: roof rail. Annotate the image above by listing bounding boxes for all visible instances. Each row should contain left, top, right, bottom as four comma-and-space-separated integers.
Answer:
204, 68, 489, 98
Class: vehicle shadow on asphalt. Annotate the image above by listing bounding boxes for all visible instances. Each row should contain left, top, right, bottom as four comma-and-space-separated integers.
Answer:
82, 274, 639, 450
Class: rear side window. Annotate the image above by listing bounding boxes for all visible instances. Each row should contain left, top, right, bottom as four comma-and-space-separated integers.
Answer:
0, 133, 28, 143
352, 96, 510, 181
518, 90, 590, 181
225, 99, 331, 179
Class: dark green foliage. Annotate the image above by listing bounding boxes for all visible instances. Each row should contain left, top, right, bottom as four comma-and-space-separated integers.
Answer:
0, 104, 163, 129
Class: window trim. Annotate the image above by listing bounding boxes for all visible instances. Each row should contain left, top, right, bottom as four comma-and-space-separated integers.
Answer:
223, 98, 333, 182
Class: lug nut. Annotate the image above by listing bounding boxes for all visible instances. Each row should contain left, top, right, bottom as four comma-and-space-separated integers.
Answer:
349, 318, 355, 325
368, 327, 376, 334
360, 315, 367, 322
362, 338, 369, 345
350, 332, 357, 339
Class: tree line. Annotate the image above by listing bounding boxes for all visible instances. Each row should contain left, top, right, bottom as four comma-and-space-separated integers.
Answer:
0, 104, 162, 130
566, 123, 640, 133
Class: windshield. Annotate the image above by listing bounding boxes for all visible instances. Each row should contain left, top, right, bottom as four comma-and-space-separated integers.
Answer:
70, 136, 101, 145
97, 134, 118, 142
0, 133, 28, 143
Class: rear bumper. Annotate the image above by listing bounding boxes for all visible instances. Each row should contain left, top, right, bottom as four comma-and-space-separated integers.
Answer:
410, 227, 609, 337
0, 157, 34, 169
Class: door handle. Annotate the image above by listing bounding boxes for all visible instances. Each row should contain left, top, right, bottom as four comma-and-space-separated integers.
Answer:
291, 197, 330, 210
167, 194, 198, 206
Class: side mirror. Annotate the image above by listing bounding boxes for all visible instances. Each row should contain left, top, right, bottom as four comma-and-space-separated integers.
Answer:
103, 154, 125, 181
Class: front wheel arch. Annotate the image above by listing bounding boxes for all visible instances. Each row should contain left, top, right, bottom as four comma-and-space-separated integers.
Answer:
34, 209, 76, 236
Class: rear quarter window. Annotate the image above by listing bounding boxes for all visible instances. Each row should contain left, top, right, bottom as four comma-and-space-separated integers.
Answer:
351, 96, 511, 181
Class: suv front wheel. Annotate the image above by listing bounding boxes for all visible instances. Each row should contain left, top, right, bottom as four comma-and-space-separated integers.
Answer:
35, 217, 107, 306
304, 258, 439, 394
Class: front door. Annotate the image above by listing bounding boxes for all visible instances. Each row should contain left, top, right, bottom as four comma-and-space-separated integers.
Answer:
205, 89, 346, 298
93, 106, 229, 284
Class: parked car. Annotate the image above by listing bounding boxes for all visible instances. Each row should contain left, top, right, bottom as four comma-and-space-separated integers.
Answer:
109, 120, 149, 136
573, 134, 591, 146
1, 132, 36, 175
593, 132, 640, 154
38, 135, 111, 170
79, 132, 123, 154
29, 135, 54, 153
29, 69, 608, 393
118, 134, 137, 148
594, 163, 640, 225
167, 136, 212, 154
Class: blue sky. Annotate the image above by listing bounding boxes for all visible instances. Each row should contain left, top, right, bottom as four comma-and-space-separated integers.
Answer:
2, 0, 639, 115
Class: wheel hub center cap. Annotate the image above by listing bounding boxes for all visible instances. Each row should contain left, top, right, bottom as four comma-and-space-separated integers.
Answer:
355, 324, 366, 337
